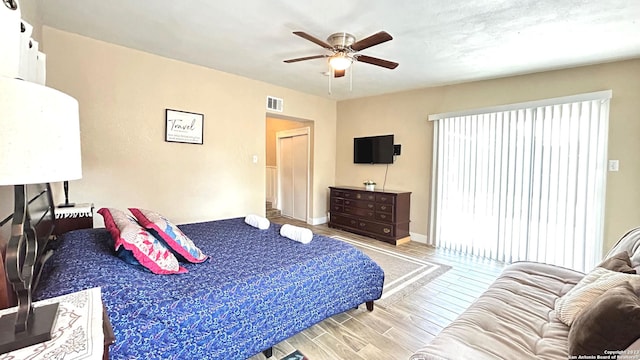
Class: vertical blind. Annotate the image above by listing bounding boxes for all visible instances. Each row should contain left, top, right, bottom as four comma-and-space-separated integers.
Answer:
429, 91, 611, 272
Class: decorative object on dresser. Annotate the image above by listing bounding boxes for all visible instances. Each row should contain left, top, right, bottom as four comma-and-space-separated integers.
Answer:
54, 203, 94, 236
363, 180, 376, 191
0, 3, 83, 352
329, 186, 411, 245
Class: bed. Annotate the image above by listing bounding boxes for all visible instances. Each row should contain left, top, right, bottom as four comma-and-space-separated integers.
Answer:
30, 216, 384, 359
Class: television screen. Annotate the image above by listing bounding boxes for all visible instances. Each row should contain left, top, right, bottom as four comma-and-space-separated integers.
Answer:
354, 135, 394, 164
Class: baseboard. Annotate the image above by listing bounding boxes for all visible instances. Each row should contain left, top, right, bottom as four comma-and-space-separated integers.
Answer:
308, 216, 327, 226
409, 232, 428, 244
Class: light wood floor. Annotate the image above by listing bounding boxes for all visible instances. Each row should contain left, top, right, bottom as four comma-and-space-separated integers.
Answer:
247, 217, 505, 360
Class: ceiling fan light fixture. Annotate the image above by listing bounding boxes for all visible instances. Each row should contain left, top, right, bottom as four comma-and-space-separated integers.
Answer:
329, 54, 352, 70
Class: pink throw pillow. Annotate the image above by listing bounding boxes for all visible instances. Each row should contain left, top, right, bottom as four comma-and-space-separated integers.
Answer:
97, 208, 187, 274
129, 208, 208, 263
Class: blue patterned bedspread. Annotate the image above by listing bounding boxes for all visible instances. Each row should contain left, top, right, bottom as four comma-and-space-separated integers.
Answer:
35, 218, 384, 359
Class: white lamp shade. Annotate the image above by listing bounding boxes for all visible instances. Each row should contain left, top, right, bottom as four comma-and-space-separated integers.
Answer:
0, 76, 82, 185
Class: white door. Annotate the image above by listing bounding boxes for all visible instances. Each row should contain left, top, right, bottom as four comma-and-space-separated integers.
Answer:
277, 128, 309, 222
291, 134, 308, 220
279, 137, 294, 218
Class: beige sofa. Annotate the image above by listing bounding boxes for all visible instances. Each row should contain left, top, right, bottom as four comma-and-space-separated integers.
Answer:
411, 227, 640, 360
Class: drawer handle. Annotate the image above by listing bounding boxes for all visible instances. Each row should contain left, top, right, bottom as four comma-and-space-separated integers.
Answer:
368, 196, 375, 200
359, 222, 366, 227
381, 206, 387, 210
334, 206, 340, 210
350, 220, 357, 225
383, 228, 391, 234
367, 204, 374, 209
380, 214, 386, 219
356, 194, 361, 199
345, 201, 350, 205
381, 197, 387, 201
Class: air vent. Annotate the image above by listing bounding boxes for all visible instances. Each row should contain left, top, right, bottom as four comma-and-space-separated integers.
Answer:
266, 96, 283, 112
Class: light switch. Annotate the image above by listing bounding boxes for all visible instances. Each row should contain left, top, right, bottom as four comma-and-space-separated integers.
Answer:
252, 155, 258, 164
608, 160, 619, 172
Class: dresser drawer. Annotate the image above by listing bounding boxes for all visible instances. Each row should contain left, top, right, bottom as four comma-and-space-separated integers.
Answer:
330, 214, 359, 228
343, 206, 375, 219
374, 212, 393, 222
376, 203, 393, 213
343, 199, 376, 210
332, 190, 345, 198
354, 192, 376, 201
376, 194, 395, 204
354, 219, 395, 237
331, 204, 344, 213
332, 197, 343, 205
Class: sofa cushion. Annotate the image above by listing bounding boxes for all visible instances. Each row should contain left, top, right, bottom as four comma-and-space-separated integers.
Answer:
568, 281, 640, 356
598, 251, 636, 274
554, 267, 639, 326
410, 261, 583, 360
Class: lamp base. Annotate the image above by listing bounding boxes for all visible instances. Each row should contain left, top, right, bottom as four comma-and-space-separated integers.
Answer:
57, 203, 75, 208
0, 303, 59, 354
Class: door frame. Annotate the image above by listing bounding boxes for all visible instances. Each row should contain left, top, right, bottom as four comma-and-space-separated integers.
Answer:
275, 127, 311, 223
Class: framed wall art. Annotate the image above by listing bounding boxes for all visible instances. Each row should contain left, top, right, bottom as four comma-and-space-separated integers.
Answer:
165, 109, 204, 144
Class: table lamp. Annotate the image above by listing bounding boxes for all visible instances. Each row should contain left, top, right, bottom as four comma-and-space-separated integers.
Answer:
0, 76, 82, 354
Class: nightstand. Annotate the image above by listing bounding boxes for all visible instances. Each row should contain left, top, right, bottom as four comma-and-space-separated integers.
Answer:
54, 203, 94, 236
0, 287, 111, 359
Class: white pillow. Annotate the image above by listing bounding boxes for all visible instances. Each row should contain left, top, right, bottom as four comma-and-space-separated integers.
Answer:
555, 267, 639, 326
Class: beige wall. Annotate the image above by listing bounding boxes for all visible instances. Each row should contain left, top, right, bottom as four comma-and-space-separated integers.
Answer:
337, 59, 640, 253
31, 27, 336, 227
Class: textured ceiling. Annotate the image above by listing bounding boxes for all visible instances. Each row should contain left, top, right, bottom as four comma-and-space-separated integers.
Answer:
34, 0, 640, 100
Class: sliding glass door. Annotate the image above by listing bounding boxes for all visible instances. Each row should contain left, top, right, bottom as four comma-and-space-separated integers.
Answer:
429, 91, 611, 272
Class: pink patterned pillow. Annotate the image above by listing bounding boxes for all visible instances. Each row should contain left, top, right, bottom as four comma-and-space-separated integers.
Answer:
97, 208, 187, 274
129, 208, 208, 263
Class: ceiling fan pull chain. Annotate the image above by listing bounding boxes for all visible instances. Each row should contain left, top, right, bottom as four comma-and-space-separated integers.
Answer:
328, 65, 332, 95
350, 66, 353, 92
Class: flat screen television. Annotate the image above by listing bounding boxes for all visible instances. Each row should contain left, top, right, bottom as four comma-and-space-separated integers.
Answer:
354, 134, 394, 164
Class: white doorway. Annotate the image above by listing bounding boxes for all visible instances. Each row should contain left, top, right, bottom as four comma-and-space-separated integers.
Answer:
276, 127, 310, 222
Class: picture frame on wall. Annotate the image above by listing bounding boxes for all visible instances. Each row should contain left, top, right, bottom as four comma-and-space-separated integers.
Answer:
165, 109, 204, 144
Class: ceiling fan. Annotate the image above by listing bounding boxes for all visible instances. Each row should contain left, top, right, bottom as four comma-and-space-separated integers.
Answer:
284, 31, 399, 78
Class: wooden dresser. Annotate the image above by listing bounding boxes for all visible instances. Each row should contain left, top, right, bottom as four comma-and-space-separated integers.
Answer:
328, 186, 411, 245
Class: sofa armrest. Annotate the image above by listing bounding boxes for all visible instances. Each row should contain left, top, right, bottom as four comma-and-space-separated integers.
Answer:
605, 227, 640, 267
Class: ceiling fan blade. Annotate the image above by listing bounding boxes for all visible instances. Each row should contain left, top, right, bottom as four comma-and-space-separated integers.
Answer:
356, 55, 399, 69
284, 55, 328, 63
350, 31, 393, 51
293, 31, 333, 50
333, 69, 346, 78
